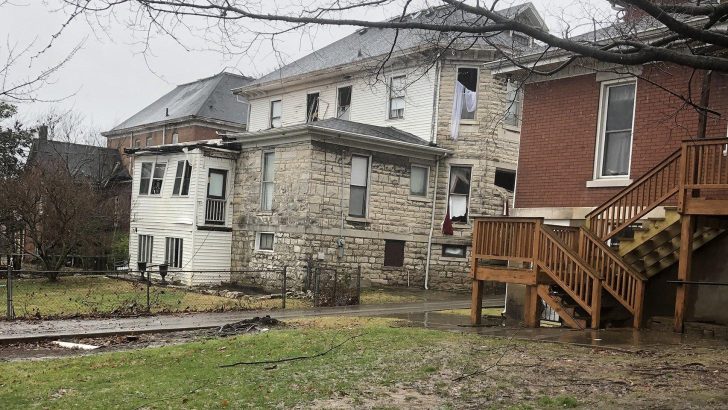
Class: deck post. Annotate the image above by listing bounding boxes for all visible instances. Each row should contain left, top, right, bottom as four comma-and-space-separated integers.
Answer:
590, 278, 602, 330
470, 279, 484, 325
524, 285, 539, 328
633, 280, 645, 329
674, 215, 694, 333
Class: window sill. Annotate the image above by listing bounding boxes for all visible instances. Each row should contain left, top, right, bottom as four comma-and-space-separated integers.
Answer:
503, 124, 521, 133
346, 216, 371, 224
255, 249, 274, 254
452, 222, 471, 229
459, 120, 479, 125
408, 195, 430, 202
439, 256, 469, 262
586, 178, 633, 188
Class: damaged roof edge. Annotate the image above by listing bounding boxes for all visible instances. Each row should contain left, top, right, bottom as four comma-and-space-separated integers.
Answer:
124, 139, 241, 156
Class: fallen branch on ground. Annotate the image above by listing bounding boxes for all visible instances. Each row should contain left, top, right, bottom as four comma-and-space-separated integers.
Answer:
218, 333, 364, 368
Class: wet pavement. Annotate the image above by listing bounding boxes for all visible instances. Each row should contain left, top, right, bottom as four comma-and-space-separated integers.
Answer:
0, 296, 504, 343
385, 310, 728, 350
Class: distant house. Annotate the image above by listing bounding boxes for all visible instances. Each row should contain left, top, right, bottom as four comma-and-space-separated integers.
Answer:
102, 71, 253, 171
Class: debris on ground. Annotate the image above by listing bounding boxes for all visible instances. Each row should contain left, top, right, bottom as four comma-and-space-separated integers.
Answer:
51, 341, 100, 350
216, 316, 283, 337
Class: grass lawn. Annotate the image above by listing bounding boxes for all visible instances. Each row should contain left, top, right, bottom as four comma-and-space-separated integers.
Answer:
1, 317, 727, 409
0, 276, 461, 319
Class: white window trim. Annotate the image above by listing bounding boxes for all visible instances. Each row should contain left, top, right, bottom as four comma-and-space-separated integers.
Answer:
269, 99, 282, 129
164, 237, 184, 268
171, 160, 192, 197
336, 84, 353, 120
456, 65, 479, 122
305, 91, 321, 122
255, 232, 275, 253
348, 153, 373, 218
260, 150, 275, 211
446, 164, 473, 225
387, 75, 406, 120
592, 78, 638, 181
138, 160, 167, 197
409, 163, 430, 199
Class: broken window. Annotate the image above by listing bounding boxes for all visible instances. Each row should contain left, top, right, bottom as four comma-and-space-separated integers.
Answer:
270, 100, 282, 128
139, 162, 152, 195
257, 232, 274, 251
306, 92, 319, 122
389, 75, 406, 119
261, 152, 275, 211
442, 244, 467, 258
172, 160, 192, 196
150, 163, 166, 195
410, 165, 428, 197
384, 240, 405, 267
505, 80, 523, 127
138, 234, 153, 263
165, 237, 183, 268
457, 68, 478, 120
349, 155, 369, 217
494, 168, 516, 192
448, 166, 471, 223
337, 86, 352, 120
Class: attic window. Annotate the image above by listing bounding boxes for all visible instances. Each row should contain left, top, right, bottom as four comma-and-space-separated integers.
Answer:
510, 30, 532, 47
306, 93, 319, 122
337, 86, 352, 120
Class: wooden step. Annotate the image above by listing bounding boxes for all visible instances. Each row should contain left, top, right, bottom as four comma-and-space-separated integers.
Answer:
537, 285, 587, 330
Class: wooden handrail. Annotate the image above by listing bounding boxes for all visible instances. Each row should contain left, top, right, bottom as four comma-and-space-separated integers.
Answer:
579, 227, 646, 315
585, 148, 682, 241
682, 140, 728, 189
471, 218, 539, 261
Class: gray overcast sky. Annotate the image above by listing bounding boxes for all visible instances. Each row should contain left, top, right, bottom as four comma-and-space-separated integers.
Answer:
0, 0, 611, 135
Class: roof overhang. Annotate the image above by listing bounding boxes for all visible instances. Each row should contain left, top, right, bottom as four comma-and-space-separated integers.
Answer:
102, 115, 247, 138
124, 139, 241, 156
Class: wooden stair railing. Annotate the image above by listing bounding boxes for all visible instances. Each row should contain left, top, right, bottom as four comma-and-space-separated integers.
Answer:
586, 148, 682, 241
537, 225, 603, 328
680, 138, 728, 211
548, 225, 580, 251
579, 227, 646, 328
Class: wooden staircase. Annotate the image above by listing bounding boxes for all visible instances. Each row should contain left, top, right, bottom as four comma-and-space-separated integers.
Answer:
470, 138, 728, 331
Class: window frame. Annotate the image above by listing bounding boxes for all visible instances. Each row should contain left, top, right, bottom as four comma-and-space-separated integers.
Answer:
164, 237, 183, 268
207, 168, 228, 200
137, 234, 153, 263
270, 99, 282, 128
456, 66, 479, 121
442, 244, 467, 259
409, 164, 429, 198
348, 154, 371, 218
384, 240, 405, 267
171, 133, 179, 144
447, 165, 473, 224
260, 151, 275, 211
504, 79, 523, 128
256, 232, 275, 252
146, 136, 153, 146
336, 85, 353, 120
494, 168, 516, 192
306, 92, 320, 122
172, 160, 193, 196
593, 79, 638, 180
388, 75, 406, 120
138, 161, 166, 196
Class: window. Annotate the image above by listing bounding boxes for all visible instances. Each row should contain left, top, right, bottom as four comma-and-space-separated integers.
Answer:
457, 68, 478, 120
261, 152, 275, 211
389, 75, 406, 119
349, 155, 369, 217
410, 165, 428, 197
494, 168, 516, 192
505, 80, 522, 127
442, 244, 467, 258
384, 240, 405, 267
337, 86, 352, 120
207, 169, 227, 199
138, 235, 153, 263
134, 139, 140, 148
597, 81, 636, 177
165, 237, 183, 268
306, 93, 319, 122
172, 160, 192, 196
511, 31, 532, 47
146, 136, 153, 146
172, 133, 179, 144
270, 100, 282, 128
139, 162, 152, 195
257, 232, 274, 251
150, 163, 166, 195
448, 166, 471, 223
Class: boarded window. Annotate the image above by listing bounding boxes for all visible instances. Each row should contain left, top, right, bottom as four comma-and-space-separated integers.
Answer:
349, 155, 369, 217
457, 67, 478, 120
172, 160, 192, 196
337, 86, 352, 120
165, 237, 183, 268
448, 166, 471, 223
261, 152, 275, 211
138, 234, 153, 263
384, 240, 405, 267
410, 165, 428, 197
306, 93, 320, 122
494, 169, 516, 191
442, 244, 467, 258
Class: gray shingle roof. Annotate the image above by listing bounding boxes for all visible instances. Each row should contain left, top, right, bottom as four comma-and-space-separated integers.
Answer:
310, 118, 429, 145
28, 139, 131, 183
245, 3, 545, 88
108, 72, 254, 132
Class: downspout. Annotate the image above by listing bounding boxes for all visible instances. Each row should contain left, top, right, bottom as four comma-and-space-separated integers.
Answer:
424, 154, 443, 290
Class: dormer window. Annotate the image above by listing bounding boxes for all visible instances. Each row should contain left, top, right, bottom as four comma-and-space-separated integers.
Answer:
510, 30, 532, 47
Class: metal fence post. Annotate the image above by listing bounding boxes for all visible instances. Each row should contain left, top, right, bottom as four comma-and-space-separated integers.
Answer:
357, 264, 362, 305
6, 257, 15, 320
281, 266, 287, 309
146, 270, 151, 313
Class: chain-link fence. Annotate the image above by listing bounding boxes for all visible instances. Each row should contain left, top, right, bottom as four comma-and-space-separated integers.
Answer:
1, 263, 295, 320
305, 261, 362, 307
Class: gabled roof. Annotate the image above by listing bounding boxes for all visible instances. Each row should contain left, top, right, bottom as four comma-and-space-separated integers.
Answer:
238, 3, 546, 92
28, 139, 131, 184
105, 72, 254, 134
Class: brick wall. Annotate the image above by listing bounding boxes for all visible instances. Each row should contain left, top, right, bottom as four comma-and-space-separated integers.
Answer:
516, 65, 728, 209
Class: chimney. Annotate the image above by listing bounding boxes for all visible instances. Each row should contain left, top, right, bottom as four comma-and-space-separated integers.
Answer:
38, 125, 48, 142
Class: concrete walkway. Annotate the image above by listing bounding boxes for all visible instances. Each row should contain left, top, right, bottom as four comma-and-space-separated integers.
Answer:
0, 296, 504, 343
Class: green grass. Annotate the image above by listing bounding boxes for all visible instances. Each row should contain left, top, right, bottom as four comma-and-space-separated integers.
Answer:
1, 276, 309, 319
